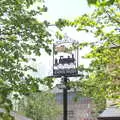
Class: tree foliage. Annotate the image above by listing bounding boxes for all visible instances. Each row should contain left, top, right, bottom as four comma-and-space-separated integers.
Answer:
87, 0, 120, 6
83, 0, 120, 104
77, 0, 120, 109
18, 92, 61, 120
0, 0, 52, 119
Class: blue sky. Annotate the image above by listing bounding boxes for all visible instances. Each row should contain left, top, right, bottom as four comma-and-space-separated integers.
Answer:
30, 0, 96, 79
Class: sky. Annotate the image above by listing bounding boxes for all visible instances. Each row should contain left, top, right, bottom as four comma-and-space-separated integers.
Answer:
30, 0, 97, 79
44, 0, 94, 21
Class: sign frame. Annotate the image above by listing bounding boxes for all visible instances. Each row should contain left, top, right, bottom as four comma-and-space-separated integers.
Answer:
53, 35, 79, 77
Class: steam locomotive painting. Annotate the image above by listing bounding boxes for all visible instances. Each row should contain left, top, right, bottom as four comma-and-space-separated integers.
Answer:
55, 54, 75, 66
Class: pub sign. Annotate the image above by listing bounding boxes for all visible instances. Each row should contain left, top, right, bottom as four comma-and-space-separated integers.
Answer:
53, 35, 79, 77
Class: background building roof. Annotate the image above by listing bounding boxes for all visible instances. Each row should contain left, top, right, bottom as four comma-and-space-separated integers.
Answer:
98, 107, 120, 118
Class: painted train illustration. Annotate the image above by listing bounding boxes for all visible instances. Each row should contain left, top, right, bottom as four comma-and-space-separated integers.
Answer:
54, 54, 75, 66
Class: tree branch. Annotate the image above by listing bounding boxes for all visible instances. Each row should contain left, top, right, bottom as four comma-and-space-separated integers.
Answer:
110, 45, 120, 49
106, 10, 120, 24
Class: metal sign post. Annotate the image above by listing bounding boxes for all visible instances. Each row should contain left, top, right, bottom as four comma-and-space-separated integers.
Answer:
52, 34, 81, 120
63, 76, 68, 120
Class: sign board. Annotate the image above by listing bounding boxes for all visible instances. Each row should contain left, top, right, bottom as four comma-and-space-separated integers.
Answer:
53, 34, 79, 77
